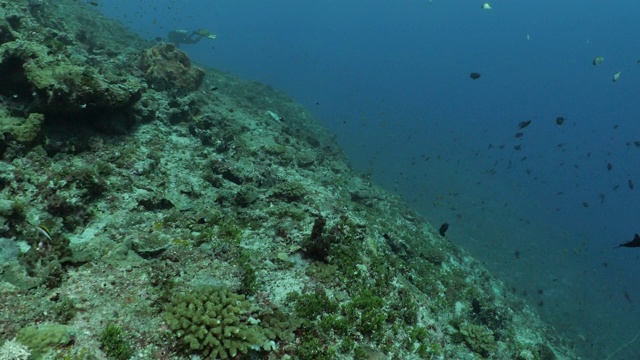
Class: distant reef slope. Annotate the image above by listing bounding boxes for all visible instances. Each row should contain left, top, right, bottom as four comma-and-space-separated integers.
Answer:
0, 0, 579, 359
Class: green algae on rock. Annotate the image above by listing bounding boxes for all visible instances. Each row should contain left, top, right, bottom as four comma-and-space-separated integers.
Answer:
0, 111, 44, 144
16, 324, 73, 359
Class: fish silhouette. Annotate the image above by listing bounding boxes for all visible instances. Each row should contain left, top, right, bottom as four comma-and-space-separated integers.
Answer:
518, 120, 532, 129
438, 223, 449, 237
615, 234, 640, 248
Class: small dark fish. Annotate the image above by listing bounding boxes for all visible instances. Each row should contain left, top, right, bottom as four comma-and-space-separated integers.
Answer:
438, 223, 449, 237
555, 116, 565, 125
607, 163, 612, 171
615, 233, 640, 248
515, 132, 524, 138
471, 298, 481, 314
518, 120, 532, 129
629, 179, 635, 190
514, 250, 521, 259
469, 72, 481, 80
634, 141, 640, 147
154, 36, 163, 42
86, 0, 98, 5
582, 202, 589, 208
514, 145, 522, 150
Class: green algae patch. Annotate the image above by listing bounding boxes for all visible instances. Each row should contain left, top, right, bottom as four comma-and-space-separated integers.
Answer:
99, 323, 133, 360
0, 110, 43, 143
16, 324, 73, 359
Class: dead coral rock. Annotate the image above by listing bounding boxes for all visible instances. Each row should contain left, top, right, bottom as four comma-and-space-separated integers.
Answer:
0, 40, 142, 115
138, 43, 205, 92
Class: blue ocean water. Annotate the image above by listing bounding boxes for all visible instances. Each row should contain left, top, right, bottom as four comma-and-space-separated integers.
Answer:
99, 0, 640, 358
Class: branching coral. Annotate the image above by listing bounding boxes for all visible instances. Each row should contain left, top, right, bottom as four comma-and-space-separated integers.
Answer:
458, 323, 496, 357
164, 287, 298, 359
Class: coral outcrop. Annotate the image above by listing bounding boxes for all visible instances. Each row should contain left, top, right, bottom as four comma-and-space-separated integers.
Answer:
139, 43, 205, 92
0, 1, 584, 359
0, 40, 142, 116
0, 111, 43, 144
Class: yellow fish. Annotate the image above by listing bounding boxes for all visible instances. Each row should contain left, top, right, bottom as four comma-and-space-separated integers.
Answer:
36, 224, 53, 242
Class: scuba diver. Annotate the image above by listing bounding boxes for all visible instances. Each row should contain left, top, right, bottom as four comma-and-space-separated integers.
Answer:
166, 29, 216, 47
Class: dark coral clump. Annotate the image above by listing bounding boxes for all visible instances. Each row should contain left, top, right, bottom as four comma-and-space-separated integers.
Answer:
302, 215, 330, 262
271, 181, 306, 202
19, 233, 74, 289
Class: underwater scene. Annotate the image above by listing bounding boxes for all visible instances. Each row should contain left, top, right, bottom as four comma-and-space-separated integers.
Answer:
0, 0, 638, 359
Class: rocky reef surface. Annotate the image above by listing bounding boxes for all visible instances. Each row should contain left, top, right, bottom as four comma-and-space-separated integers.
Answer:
0, 0, 580, 359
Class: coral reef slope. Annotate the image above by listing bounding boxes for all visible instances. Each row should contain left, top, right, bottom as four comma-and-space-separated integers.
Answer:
0, 0, 579, 359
